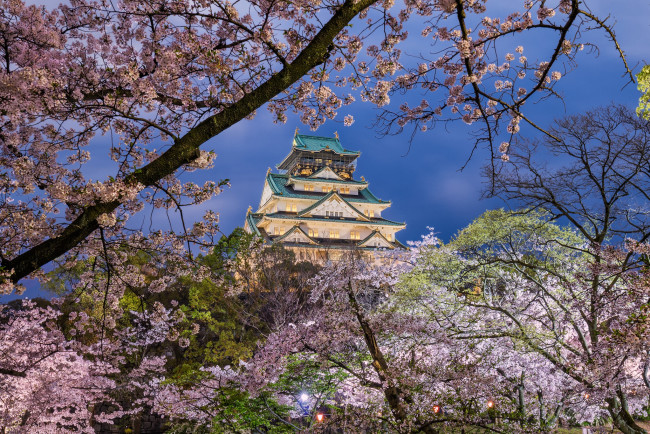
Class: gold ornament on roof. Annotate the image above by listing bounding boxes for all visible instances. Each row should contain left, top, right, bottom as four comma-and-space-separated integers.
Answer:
266, 167, 271, 175
294, 127, 299, 136
247, 205, 253, 214
334, 131, 339, 139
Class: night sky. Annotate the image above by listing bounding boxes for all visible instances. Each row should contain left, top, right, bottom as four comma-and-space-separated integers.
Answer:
3, 0, 649, 301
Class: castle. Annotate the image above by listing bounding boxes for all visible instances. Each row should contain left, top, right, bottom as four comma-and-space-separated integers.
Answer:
245, 132, 405, 261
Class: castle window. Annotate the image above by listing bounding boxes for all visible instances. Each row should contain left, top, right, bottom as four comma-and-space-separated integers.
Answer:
350, 231, 360, 240
329, 230, 339, 239
274, 227, 279, 235
305, 184, 314, 191
308, 229, 316, 237
322, 186, 332, 193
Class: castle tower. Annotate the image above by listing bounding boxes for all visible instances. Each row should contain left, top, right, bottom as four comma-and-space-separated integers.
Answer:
244, 133, 406, 260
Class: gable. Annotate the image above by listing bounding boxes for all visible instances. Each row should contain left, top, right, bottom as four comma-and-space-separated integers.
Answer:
358, 231, 395, 249
275, 226, 318, 244
298, 193, 368, 220
309, 166, 344, 180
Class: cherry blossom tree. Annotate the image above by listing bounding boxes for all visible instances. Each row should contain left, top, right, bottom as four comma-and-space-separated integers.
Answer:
0, 291, 200, 431
402, 210, 650, 433
0, 0, 641, 429
0, 300, 116, 432
0, 0, 633, 296
157, 249, 571, 432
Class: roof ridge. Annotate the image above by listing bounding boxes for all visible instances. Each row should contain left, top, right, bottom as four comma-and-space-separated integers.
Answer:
296, 134, 338, 140
288, 175, 368, 185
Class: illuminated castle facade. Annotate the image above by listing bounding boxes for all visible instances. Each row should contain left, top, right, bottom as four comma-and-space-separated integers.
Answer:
245, 132, 405, 260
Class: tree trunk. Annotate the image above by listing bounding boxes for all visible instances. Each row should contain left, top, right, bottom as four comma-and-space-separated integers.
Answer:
346, 281, 438, 433
606, 390, 647, 434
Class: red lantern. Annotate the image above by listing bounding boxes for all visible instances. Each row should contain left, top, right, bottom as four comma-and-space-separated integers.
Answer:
433, 405, 440, 414
316, 413, 325, 422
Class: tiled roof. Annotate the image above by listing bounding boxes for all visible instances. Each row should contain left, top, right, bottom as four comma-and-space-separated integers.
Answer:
262, 212, 406, 227
294, 134, 360, 156
268, 174, 388, 204
246, 213, 263, 236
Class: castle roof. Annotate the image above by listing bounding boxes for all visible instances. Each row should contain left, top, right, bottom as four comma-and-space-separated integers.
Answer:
293, 134, 360, 155
267, 173, 388, 204
277, 134, 360, 171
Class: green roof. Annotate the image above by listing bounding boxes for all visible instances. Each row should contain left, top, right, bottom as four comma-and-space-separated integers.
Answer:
294, 134, 360, 156
268, 174, 388, 204
262, 213, 405, 227
289, 174, 368, 186
246, 213, 263, 236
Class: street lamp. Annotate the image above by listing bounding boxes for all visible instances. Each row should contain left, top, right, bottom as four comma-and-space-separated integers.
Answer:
297, 393, 309, 417
433, 405, 441, 414
487, 400, 495, 409
316, 412, 325, 423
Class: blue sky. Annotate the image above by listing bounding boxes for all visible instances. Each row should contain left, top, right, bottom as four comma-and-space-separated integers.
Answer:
3, 0, 649, 301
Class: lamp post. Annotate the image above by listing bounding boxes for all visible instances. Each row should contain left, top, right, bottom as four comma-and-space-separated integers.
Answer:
298, 392, 310, 417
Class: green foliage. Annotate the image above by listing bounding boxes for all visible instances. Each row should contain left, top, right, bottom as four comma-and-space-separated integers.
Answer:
204, 390, 294, 434
271, 355, 349, 403
165, 389, 294, 434
637, 65, 650, 120
170, 228, 264, 373
401, 209, 584, 299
